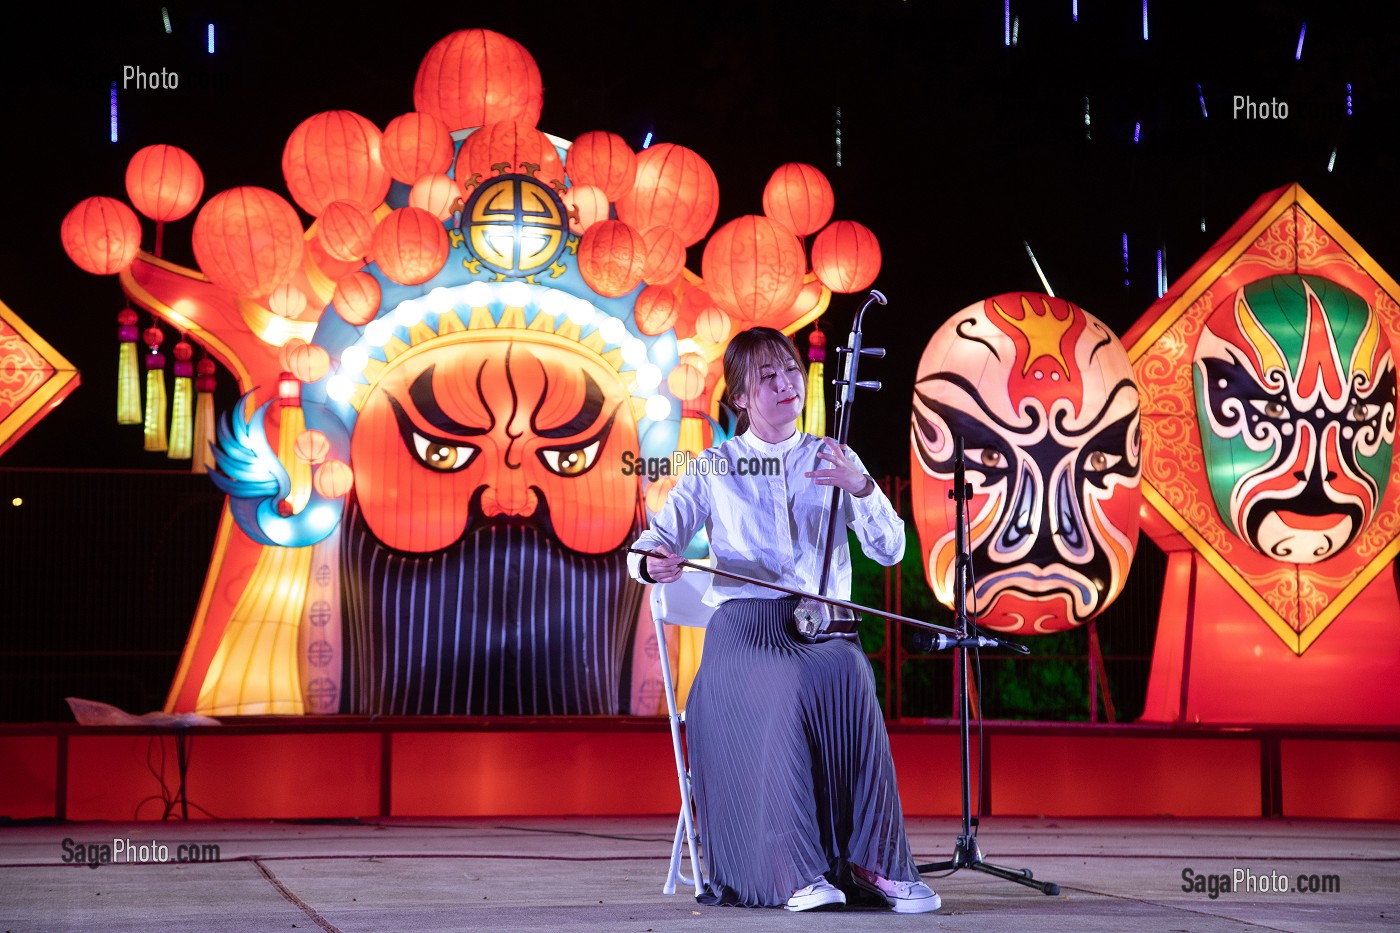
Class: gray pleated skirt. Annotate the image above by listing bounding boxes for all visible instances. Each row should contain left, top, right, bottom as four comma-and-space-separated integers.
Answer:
686, 596, 920, 907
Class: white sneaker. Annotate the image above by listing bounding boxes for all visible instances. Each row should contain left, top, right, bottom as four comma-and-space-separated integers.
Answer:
853, 869, 941, 913
785, 880, 846, 911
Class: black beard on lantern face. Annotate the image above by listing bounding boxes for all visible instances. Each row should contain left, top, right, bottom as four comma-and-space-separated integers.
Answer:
338, 494, 643, 715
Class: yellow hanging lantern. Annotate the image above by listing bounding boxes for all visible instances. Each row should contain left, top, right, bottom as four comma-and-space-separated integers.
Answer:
192, 358, 217, 474
804, 326, 827, 437
116, 308, 141, 425
167, 338, 194, 459
142, 325, 167, 452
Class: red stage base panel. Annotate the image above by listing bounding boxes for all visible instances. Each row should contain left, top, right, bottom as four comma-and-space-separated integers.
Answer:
2, 720, 1396, 822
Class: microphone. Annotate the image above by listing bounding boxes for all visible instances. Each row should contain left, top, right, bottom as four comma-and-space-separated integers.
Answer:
916, 633, 1032, 654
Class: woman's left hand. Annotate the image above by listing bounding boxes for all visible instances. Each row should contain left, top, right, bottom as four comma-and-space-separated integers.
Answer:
805, 437, 875, 496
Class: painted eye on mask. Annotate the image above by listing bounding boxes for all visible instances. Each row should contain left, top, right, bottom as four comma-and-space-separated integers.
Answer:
974, 448, 1006, 469
1346, 401, 1378, 422
1084, 450, 1123, 473
411, 432, 478, 472
1250, 399, 1291, 420
539, 440, 601, 477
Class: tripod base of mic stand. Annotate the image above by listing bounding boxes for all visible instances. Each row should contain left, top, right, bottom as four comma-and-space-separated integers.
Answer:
918, 835, 1060, 896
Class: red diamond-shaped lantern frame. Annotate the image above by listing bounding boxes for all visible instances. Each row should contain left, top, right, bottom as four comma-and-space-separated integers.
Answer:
0, 297, 80, 457
1123, 184, 1400, 655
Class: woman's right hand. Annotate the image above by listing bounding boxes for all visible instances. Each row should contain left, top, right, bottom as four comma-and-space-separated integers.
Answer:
646, 545, 686, 584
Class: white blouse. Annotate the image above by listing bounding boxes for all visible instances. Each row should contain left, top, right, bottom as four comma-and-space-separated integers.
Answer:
628, 430, 905, 606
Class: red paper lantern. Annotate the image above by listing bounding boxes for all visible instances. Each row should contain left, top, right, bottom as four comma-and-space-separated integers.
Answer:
695, 304, 732, 344
812, 220, 882, 293
60, 196, 142, 275
561, 184, 610, 235
577, 219, 646, 298
371, 207, 449, 286
762, 163, 834, 237
381, 112, 454, 185
700, 215, 805, 325
268, 283, 308, 319
284, 342, 330, 383
317, 200, 375, 263
566, 131, 636, 201
192, 187, 304, 297
668, 363, 706, 401
333, 271, 381, 325
616, 143, 719, 247
414, 29, 543, 131
125, 144, 204, 222
314, 459, 354, 498
634, 285, 680, 336
294, 429, 331, 465
281, 110, 391, 216
409, 172, 467, 221
454, 121, 563, 186
640, 225, 685, 285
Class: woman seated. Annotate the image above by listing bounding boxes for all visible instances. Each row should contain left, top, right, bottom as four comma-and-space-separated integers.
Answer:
630, 326, 939, 913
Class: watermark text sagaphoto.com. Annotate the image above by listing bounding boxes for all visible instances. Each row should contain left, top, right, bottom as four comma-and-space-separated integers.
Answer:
1181, 867, 1341, 899
61, 837, 221, 869
620, 450, 780, 481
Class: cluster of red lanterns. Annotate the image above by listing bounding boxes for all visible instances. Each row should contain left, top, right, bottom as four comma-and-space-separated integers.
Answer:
60, 25, 886, 420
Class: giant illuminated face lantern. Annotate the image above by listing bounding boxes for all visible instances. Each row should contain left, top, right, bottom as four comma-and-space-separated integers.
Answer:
1193, 274, 1397, 564
910, 294, 1142, 634
341, 333, 644, 715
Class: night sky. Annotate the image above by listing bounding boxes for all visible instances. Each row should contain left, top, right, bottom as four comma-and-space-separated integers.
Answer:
2, 0, 1395, 477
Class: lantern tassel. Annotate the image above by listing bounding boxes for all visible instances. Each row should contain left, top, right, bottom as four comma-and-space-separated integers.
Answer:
142, 324, 168, 452
192, 358, 217, 474
167, 339, 194, 459
144, 369, 168, 452
117, 309, 141, 425
804, 327, 827, 438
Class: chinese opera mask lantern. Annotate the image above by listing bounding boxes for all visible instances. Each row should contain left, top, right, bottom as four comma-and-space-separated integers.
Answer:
1193, 274, 1397, 564
910, 293, 1143, 634
340, 334, 645, 715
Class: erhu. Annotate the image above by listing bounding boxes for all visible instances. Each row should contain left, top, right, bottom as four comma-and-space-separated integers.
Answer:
793, 289, 889, 638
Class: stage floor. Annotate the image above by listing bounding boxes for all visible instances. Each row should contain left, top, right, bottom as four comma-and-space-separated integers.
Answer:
1, 816, 1395, 931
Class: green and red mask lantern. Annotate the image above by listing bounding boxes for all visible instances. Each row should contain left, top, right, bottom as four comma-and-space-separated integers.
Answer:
911, 293, 1142, 634
1193, 274, 1397, 563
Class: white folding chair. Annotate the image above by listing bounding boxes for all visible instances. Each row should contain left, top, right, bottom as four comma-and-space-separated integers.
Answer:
648, 570, 714, 896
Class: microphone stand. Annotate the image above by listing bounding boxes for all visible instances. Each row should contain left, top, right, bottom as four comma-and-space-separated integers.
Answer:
914, 433, 1059, 895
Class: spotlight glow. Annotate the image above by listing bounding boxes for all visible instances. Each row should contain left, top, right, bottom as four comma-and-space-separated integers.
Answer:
393, 300, 424, 327
340, 346, 369, 374
425, 287, 454, 313
1327, 147, 1337, 172
207, 23, 215, 53
1197, 83, 1208, 118
567, 299, 595, 326
642, 131, 653, 149
460, 281, 493, 307
621, 338, 648, 366
599, 316, 628, 345
1296, 23, 1306, 60
326, 375, 354, 402
363, 318, 395, 347
500, 281, 531, 307
645, 395, 672, 421
110, 83, 118, 142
